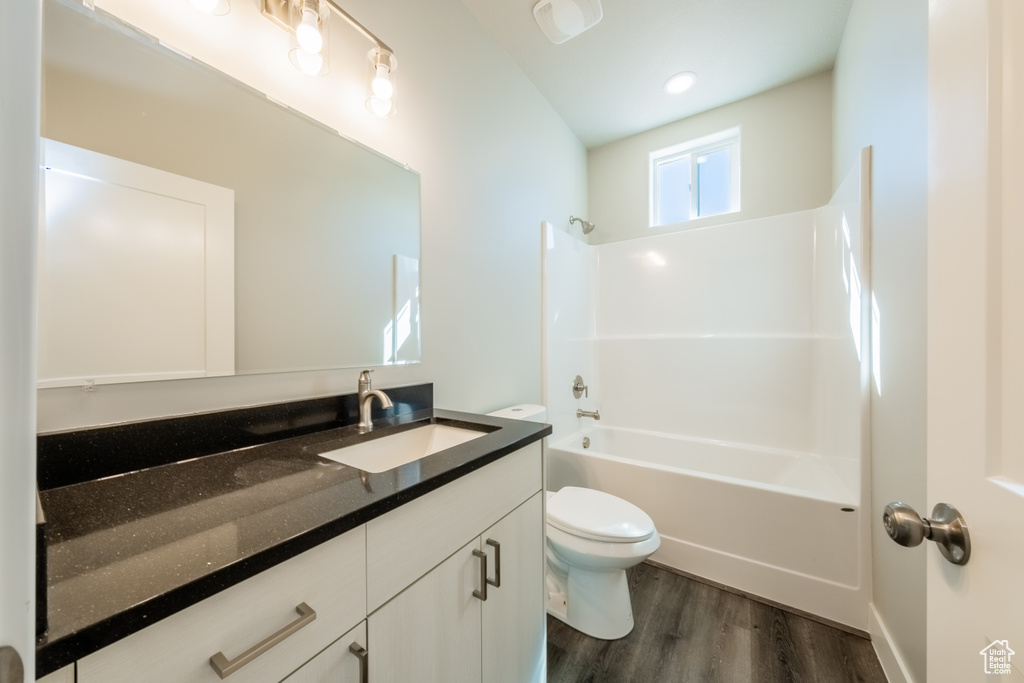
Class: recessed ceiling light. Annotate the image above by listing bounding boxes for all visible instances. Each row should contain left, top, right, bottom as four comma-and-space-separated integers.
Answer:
664, 71, 697, 95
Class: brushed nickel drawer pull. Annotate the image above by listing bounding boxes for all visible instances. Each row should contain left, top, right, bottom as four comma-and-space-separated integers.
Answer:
485, 539, 501, 588
209, 602, 317, 679
349, 642, 368, 683
472, 549, 488, 601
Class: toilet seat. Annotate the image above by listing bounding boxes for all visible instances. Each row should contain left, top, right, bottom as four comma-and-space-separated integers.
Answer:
547, 486, 655, 543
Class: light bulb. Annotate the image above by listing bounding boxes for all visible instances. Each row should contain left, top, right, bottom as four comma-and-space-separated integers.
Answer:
296, 7, 323, 54
294, 48, 323, 75
371, 65, 393, 100
368, 96, 393, 117
188, 0, 220, 13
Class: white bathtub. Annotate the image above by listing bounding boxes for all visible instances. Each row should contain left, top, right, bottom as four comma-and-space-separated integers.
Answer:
547, 426, 868, 628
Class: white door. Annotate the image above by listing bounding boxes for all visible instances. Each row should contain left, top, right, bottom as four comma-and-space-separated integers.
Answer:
927, 0, 1024, 680
0, 0, 41, 681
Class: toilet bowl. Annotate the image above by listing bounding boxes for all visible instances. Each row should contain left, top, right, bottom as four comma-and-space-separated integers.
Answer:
485, 405, 660, 640
545, 486, 660, 640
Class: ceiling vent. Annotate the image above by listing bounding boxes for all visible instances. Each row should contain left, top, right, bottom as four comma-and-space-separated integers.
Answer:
532, 0, 603, 44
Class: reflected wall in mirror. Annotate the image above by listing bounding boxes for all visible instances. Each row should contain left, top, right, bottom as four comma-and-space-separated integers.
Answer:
40, 0, 421, 385
39, 138, 236, 388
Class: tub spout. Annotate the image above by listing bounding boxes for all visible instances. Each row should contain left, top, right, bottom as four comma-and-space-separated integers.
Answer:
576, 409, 601, 420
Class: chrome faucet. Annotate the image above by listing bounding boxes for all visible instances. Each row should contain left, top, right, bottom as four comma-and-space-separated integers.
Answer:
576, 409, 601, 420
357, 369, 393, 431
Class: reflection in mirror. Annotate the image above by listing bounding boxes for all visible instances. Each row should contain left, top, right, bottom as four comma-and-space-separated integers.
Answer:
39, 138, 236, 388
40, 0, 421, 385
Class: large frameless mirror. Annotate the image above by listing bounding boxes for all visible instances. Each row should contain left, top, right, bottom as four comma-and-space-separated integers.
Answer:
39, 0, 421, 388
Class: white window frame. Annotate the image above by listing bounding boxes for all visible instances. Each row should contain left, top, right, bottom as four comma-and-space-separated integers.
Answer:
649, 126, 741, 227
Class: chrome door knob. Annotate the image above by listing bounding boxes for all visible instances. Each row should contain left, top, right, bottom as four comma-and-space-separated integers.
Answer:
882, 501, 928, 547
882, 501, 971, 565
0, 646, 24, 683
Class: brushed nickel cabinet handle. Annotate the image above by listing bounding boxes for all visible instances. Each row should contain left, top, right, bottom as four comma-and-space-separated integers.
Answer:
349, 642, 368, 683
472, 549, 488, 601
485, 539, 501, 588
209, 602, 317, 679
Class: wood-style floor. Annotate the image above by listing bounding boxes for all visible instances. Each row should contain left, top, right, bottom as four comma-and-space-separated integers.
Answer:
547, 562, 887, 683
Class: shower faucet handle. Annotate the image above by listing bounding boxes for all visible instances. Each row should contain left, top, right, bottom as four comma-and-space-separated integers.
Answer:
572, 375, 588, 399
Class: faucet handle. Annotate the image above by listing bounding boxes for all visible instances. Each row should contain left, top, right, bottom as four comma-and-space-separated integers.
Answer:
358, 369, 373, 388
572, 375, 588, 399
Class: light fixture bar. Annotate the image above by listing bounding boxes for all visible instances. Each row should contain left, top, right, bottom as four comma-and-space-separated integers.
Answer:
321, 0, 391, 52
261, 0, 391, 53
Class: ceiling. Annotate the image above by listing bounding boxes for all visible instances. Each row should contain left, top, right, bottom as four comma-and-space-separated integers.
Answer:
459, 0, 853, 148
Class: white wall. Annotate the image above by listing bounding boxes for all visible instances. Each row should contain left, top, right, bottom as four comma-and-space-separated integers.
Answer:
587, 71, 833, 245
833, 0, 928, 681
36, 0, 587, 432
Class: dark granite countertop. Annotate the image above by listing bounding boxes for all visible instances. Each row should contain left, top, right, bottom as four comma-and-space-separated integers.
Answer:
35, 387, 550, 676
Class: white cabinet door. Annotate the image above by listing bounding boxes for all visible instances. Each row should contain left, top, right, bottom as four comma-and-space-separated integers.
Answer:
368, 539, 483, 683
36, 665, 74, 683
482, 492, 545, 683
282, 621, 366, 683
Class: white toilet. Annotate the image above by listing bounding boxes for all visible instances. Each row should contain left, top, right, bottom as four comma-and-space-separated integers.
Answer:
487, 405, 661, 640
545, 486, 660, 639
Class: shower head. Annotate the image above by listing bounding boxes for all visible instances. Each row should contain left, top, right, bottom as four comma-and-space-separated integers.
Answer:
569, 215, 595, 234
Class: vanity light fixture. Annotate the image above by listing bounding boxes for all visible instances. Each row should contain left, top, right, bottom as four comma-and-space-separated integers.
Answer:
295, 0, 323, 54
291, 46, 326, 76
287, 0, 330, 76
366, 48, 396, 117
187, 0, 230, 16
262, 0, 396, 116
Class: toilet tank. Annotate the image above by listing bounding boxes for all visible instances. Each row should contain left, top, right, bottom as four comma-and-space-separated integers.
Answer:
487, 404, 547, 422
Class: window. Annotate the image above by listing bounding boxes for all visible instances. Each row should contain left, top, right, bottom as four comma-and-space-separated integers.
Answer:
650, 127, 740, 227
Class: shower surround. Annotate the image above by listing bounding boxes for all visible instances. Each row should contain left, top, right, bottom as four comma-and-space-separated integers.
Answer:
543, 149, 872, 629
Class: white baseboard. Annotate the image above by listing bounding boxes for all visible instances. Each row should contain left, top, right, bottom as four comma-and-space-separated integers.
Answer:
868, 602, 914, 683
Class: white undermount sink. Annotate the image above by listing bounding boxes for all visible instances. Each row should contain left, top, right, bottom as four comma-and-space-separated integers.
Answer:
317, 424, 487, 473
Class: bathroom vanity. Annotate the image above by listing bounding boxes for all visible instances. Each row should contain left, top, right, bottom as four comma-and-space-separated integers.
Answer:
35, 384, 550, 682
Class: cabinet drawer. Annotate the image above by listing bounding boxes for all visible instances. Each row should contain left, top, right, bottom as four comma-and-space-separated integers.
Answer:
366, 443, 541, 612
281, 620, 366, 683
78, 526, 366, 683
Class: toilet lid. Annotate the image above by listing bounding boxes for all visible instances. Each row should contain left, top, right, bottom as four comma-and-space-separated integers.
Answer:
547, 487, 656, 543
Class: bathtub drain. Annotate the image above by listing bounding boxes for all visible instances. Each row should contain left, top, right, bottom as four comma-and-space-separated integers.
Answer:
582, 436, 590, 449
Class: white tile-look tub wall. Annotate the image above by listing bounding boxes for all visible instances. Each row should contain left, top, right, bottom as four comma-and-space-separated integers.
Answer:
542, 223, 598, 441
544, 159, 868, 496
594, 212, 818, 453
